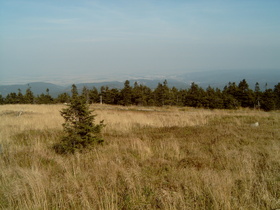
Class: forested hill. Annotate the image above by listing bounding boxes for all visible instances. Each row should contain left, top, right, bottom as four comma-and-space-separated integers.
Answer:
0, 80, 189, 97
177, 69, 280, 90
0, 82, 65, 98
1, 69, 280, 97
1, 79, 280, 111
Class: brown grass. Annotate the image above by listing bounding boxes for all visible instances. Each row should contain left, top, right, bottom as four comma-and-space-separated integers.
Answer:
0, 104, 279, 209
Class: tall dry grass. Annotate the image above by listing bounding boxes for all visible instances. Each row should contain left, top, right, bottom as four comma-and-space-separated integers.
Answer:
0, 104, 279, 209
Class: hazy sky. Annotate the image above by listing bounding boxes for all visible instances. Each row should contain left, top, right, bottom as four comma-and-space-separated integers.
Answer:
1, 0, 280, 84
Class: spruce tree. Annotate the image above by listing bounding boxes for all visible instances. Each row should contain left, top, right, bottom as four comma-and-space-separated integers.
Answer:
53, 88, 104, 154
0, 94, 5, 105
274, 83, 280, 109
121, 80, 132, 106
261, 89, 276, 111
5, 92, 18, 104
24, 85, 34, 104
56, 93, 70, 103
89, 87, 99, 103
17, 89, 24, 104
71, 84, 79, 99
154, 82, 165, 106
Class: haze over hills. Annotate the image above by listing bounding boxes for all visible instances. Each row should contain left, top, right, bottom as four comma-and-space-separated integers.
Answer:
0, 69, 279, 97
175, 69, 280, 89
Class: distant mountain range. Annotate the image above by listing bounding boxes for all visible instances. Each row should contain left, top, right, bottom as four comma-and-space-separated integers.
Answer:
0, 69, 279, 97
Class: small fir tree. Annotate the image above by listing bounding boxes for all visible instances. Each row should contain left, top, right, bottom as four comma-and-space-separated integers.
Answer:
56, 92, 70, 103
0, 95, 4, 105
53, 95, 104, 154
121, 80, 132, 106
71, 84, 79, 99
17, 89, 24, 104
24, 85, 34, 104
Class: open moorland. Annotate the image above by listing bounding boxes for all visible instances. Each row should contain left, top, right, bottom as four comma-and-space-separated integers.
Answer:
0, 104, 279, 209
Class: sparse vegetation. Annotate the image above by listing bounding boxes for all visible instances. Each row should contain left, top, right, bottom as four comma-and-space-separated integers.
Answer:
0, 104, 279, 209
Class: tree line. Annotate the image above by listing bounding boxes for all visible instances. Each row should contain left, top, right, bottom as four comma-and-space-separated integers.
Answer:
1, 79, 280, 111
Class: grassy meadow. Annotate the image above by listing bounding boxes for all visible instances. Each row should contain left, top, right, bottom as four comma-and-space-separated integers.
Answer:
0, 104, 279, 209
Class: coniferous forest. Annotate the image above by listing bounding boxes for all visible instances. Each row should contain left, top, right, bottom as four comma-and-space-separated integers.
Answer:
1, 79, 280, 111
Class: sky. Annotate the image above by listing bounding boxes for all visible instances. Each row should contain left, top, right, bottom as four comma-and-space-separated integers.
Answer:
0, 0, 280, 84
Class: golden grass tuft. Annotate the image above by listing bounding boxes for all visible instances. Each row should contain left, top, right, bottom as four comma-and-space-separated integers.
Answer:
0, 104, 280, 209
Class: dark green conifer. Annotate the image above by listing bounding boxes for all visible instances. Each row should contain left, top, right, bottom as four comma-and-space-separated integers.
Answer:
121, 80, 132, 106
24, 85, 34, 104
53, 85, 104, 154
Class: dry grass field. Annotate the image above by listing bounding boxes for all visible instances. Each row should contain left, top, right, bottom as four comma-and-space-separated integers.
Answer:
0, 104, 279, 209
